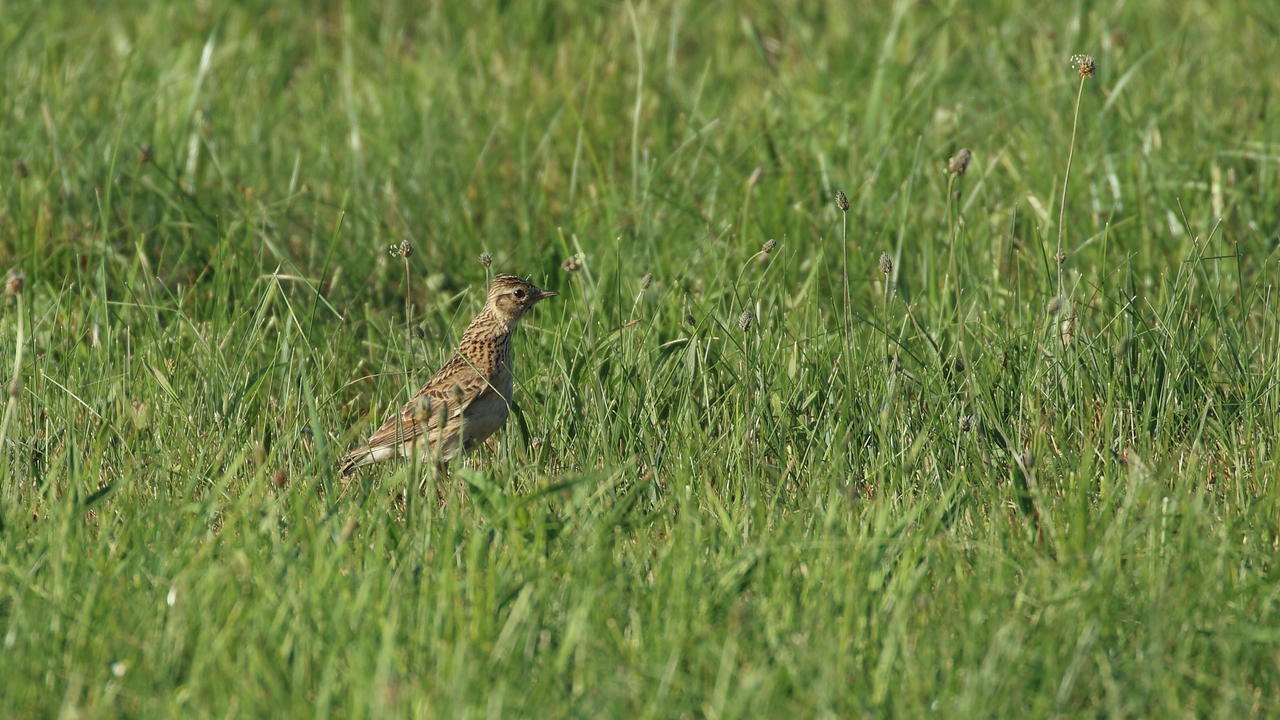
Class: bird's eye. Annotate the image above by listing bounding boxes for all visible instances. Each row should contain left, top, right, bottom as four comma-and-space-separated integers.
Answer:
514, 288, 526, 299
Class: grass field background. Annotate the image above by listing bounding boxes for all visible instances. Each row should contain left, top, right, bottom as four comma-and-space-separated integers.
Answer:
4, 1, 1280, 716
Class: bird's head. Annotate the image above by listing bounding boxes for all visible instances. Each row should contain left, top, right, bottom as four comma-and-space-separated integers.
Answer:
486, 274, 558, 321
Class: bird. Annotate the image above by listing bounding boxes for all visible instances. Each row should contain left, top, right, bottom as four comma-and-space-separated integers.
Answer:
338, 273, 558, 475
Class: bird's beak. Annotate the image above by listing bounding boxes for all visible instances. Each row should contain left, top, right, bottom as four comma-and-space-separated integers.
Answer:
537, 289, 559, 300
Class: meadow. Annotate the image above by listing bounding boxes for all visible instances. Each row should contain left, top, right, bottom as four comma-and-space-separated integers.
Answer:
3, 1, 1280, 717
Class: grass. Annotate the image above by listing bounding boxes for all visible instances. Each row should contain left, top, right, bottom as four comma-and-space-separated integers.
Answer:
3, 1, 1280, 716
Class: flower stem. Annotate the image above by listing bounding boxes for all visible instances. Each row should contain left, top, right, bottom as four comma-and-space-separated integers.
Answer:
1056, 75, 1087, 295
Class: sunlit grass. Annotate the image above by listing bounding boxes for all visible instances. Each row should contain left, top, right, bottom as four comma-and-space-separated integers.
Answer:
3, 1, 1280, 717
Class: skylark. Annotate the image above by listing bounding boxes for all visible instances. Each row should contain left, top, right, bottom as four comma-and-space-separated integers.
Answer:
338, 274, 558, 475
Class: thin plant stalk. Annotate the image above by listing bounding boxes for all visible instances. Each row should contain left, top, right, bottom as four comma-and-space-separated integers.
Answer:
945, 172, 958, 308
882, 265, 892, 372
1056, 75, 1087, 295
841, 210, 851, 339
403, 254, 413, 329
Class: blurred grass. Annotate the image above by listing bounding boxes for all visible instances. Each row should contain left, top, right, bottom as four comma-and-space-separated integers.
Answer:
3, 0, 1280, 717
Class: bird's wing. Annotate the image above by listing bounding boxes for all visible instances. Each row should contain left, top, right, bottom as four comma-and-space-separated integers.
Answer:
362, 357, 493, 452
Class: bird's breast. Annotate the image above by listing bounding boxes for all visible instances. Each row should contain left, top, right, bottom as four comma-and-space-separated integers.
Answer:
461, 387, 510, 450
495, 363, 514, 402
456, 340, 515, 452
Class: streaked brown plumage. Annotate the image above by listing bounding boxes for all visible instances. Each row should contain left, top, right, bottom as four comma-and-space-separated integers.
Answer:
338, 274, 557, 475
